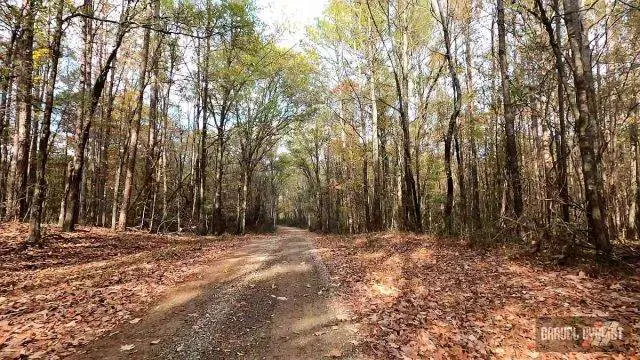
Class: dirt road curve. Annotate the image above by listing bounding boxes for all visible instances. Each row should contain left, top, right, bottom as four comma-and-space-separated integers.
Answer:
72, 228, 357, 359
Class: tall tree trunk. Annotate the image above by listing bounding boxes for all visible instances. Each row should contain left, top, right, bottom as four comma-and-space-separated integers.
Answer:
62, 1, 127, 231
196, 26, 210, 233
368, 24, 382, 231
27, 77, 45, 210
159, 47, 176, 232
455, 130, 467, 229
535, 0, 570, 223
0, 26, 17, 218
238, 168, 250, 234
98, 60, 117, 226
362, 111, 370, 232
562, 0, 611, 258
464, 8, 481, 229
437, 0, 462, 234
497, 0, 524, 219
396, 0, 422, 232
0, 23, 19, 176
26, 0, 64, 244
61, 0, 93, 231
6, 0, 37, 221
213, 119, 227, 235
110, 120, 128, 230
144, 21, 162, 230
630, 118, 640, 237
378, 99, 390, 228
117, 16, 151, 231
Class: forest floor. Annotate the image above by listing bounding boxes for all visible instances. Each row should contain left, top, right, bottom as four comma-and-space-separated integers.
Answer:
0, 225, 355, 359
1, 224, 639, 359
313, 232, 640, 359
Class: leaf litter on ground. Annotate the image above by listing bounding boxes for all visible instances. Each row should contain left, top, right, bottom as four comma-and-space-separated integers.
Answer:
0, 222, 247, 359
313, 232, 640, 359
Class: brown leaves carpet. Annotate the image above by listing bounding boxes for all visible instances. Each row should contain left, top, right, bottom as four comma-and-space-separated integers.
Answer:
1, 223, 639, 359
0, 222, 246, 359
313, 232, 640, 359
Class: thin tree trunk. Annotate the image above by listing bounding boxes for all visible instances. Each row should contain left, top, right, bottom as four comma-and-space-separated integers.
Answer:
630, 119, 640, 237
144, 17, 162, 230
437, 0, 462, 234
196, 25, 210, 233
535, 0, 570, 223
368, 24, 381, 231
464, 9, 481, 229
117, 19, 151, 231
238, 168, 250, 234
397, 0, 421, 232
61, 0, 93, 231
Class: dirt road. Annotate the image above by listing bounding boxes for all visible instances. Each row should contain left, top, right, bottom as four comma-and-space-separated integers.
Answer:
72, 228, 357, 359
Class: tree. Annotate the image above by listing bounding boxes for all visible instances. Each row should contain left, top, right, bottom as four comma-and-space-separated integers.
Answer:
117, 1, 153, 231
234, 48, 311, 233
26, 0, 65, 244
562, 0, 611, 258
496, 0, 524, 221
434, 0, 462, 234
6, 0, 38, 221
60, 0, 133, 231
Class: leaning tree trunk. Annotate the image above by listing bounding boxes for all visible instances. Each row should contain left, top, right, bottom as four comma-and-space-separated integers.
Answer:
61, 2, 128, 232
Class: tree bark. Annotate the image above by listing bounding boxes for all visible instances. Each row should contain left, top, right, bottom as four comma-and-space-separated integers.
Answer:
397, 0, 422, 232
6, 0, 38, 221
437, 0, 462, 234
26, 0, 64, 244
562, 0, 611, 258
535, 0, 570, 223
117, 15, 152, 231
497, 0, 524, 219
464, 8, 481, 229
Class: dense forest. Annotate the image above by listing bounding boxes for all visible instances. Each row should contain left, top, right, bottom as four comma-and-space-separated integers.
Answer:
1, 0, 639, 261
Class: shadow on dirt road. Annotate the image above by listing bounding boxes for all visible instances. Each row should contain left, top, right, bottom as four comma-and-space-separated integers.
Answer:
72, 227, 357, 359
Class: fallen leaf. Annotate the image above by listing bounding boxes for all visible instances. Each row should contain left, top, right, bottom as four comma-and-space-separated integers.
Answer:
120, 344, 135, 352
